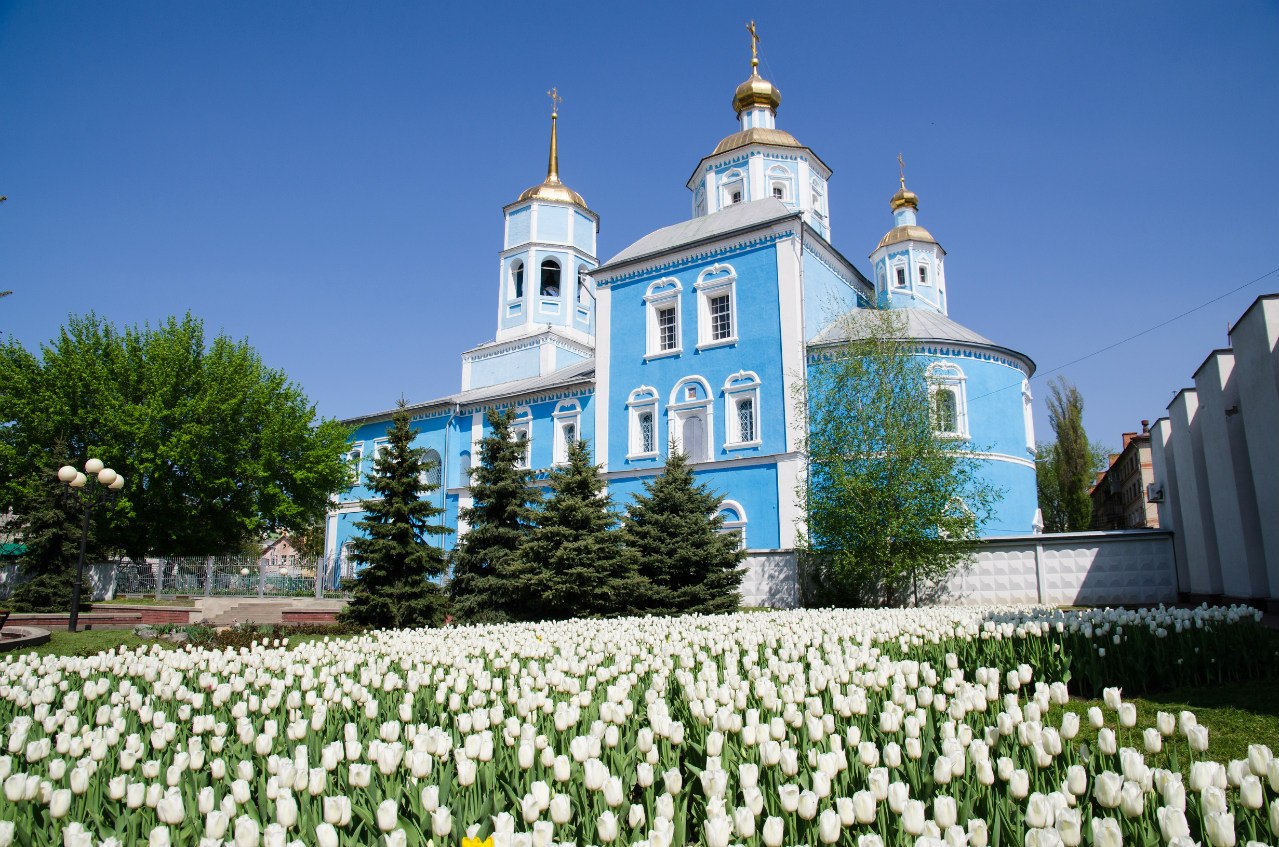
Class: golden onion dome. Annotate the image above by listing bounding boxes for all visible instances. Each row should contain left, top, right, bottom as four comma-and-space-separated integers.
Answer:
712, 126, 803, 156
875, 224, 938, 251
733, 68, 782, 115
890, 185, 919, 212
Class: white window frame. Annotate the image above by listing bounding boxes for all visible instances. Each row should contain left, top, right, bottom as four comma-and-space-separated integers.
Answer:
716, 500, 748, 550
347, 442, 364, 489
626, 386, 660, 460
927, 362, 969, 439
668, 376, 714, 463
644, 278, 683, 360
893, 261, 909, 288
917, 261, 929, 285
720, 169, 745, 207
695, 264, 738, 349
767, 165, 792, 203
723, 370, 762, 449
510, 407, 533, 469
372, 438, 392, 469
510, 259, 526, 299
420, 448, 442, 490
810, 178, 827, 220
552, 399, 581, 466
1022, 380, 1035, 453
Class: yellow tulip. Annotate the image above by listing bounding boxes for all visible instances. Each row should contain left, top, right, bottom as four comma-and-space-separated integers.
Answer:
462, 837, 494, 847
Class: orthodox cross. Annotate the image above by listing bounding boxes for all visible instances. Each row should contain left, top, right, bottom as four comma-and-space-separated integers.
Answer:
547, 87, 562, 116
747, 20, 759, 68
898, 152, 907, 189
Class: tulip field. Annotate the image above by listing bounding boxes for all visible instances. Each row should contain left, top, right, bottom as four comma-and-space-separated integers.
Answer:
1, 605, 1277, 847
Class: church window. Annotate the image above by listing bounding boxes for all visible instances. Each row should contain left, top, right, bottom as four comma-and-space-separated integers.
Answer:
644, 278, 682, 359
669, 377, 713, 463
540, 259, 561, 297
576, 267, 592, 306
695, 264, 737, 349
723, 371, 762, 449
772, 185, 784, 199
511, 261, 525, 298
731, 191, 742, 204
716, 501, 747, 550
420, 449, 442, 490
346, 442, 364, 489
458, 450, 472, 482
657, 307, 677, 350
627, 386, 660, 458
552, 399, 581, 466
895, 267, 907, 287
510, 407, 532, 469
720, 169, 745, 209
810, 178, 827, 219
768, 166, 792, 202
927, 362, 968, 438
918, 265, 928, 284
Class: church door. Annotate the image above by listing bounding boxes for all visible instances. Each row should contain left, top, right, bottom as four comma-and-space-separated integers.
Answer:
682, 413, 707, 463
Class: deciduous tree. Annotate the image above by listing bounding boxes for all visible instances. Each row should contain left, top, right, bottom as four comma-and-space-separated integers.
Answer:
797, 308, 1000, 607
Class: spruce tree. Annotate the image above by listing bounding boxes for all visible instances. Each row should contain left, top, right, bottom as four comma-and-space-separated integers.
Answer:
516, 439, 647, 620
621, 451, 745, 616
340, 400, 448, 629
448, 408, 540, 623
9, 462, 95, 613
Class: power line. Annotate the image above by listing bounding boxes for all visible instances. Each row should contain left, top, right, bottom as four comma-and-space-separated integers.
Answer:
968, 264, 1279, 404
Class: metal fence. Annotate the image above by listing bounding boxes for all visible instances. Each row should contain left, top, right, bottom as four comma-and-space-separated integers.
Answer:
110, 555, 355, 599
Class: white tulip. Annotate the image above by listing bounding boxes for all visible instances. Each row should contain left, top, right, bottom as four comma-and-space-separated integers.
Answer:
315, 823, 339, 847
1204, 812, 1235, 847
234, 814, 260, 847
596, 811, 618, 843
761, 816, 784, 847
549, 793, 572, 825
148, 826, 171, 847
431, 807, 452, 838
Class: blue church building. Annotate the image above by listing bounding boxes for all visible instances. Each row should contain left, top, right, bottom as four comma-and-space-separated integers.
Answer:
324, 45, 1040, 603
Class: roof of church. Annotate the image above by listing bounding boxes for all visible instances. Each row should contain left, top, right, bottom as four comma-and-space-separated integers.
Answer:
340, 359, 595, 425
596, 198, 798, 272
811, 308, 1036, 374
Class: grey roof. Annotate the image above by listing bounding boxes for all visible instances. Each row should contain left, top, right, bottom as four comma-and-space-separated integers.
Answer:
342, 359, 595, 425
596, 198, 797, 272
810, 307, 1036, 374
812, 308, 995, 347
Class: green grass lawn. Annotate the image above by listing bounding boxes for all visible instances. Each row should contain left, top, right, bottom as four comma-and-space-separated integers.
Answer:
12, 628, 148, 659
97, 596, 196, 606
1058, 678, 1279, 770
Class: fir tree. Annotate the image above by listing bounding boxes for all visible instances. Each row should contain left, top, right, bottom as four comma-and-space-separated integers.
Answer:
515, 439, 648, 620
621, 451, 744, 616
9, 461, 95, 613
340, 400, 448, 629
448, 408, 540, 623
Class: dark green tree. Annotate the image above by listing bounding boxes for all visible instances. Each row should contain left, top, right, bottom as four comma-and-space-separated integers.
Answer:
1036, 377, 1101, 532
797, 308, 1001, 607
448, 409, 541, 623
340, 400, 448, 629
7, 460, 94, 613
0, 314, 351, 559
621, 451, 744, 616
515, 439, 648, 620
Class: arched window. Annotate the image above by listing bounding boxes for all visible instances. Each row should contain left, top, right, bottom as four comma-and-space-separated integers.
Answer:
768, 165, 792, 202
716, 500, 747, 549
576, 267, 592, 307
420, 448, 442, 490
644, 278, 682, 358
668, 377, 713, 463
696, 264, 737, 348
540, 259, 561, 297
811, 178, 827, 219
627, 386, 659, 459
510, 407, 532, 469
346, 442, 364, 489
458, 449, 472, 482
553, 399, 582, 466
723, 371, 762, 448
927, 362, 968, 438
720, 169, 745, 207
511, 261, 525, 298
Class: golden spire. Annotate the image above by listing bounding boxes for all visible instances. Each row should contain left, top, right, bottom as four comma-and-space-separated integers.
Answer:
546, 87, 562, 184
890, 152, 919, 212
516, 87, 588, 209
733, 21, 781, 114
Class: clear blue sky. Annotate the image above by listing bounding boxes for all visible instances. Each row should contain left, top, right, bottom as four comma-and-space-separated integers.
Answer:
2, 1, 1277, 450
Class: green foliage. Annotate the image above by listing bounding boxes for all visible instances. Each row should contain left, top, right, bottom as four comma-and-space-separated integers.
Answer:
797, 308, 1001, 607
514, 440, 648, 620
0, 313, 352, 558
7, 453, 93, 613
621, 451, 744, 616
448, 409, 541, 623
340, 401, 449, 629
1036, 377, 1101, 532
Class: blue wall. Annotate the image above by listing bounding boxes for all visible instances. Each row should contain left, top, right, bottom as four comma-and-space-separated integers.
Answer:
803, 247, 867, 340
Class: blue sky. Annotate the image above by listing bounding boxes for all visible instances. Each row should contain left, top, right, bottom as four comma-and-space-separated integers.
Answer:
2, 1, 1277, 451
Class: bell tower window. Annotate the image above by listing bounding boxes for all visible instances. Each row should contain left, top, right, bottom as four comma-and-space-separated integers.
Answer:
918, 265, 928, 284
512, 261, 525, 298
895, 267, 907, 287
540, 259, 561, 297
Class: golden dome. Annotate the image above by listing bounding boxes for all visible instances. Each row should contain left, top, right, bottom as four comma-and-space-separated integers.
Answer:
517, 108, 588, 210
875, 224, 938, 250
890, 186, 919, 212
733, 68, 781, 115
712, 126, 803, 156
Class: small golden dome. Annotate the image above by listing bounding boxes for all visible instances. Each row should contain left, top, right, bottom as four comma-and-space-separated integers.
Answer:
733, 69, 782, 115
890, 186, 919, 212
518, 179, 588, 209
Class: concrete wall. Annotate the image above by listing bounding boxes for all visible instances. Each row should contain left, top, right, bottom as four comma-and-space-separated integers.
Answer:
740, 530, 1177, 608
1147, 295, 1279, 608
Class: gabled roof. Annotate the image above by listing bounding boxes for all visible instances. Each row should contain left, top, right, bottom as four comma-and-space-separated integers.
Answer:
341, 359, 595, 426
594, 198, 798, 274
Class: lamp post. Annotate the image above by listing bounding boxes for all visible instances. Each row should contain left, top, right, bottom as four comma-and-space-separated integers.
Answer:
57, 459, 125, 632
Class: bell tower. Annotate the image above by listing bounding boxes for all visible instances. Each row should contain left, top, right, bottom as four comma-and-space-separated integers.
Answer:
869, 156, 948, 314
